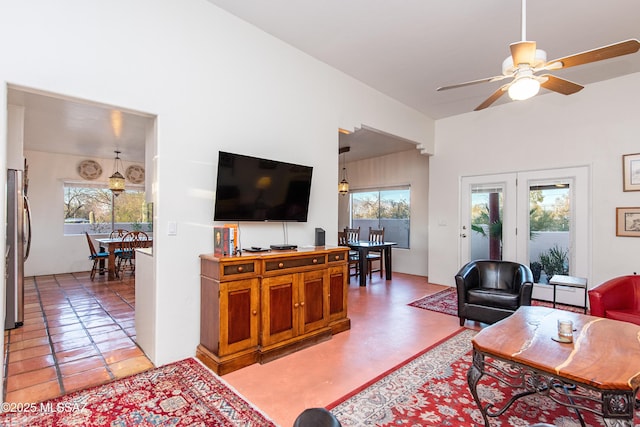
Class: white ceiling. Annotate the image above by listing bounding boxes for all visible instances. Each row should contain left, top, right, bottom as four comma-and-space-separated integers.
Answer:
8, 86, 152, 164
8, 1, 640, 164
207, 0, 640, 119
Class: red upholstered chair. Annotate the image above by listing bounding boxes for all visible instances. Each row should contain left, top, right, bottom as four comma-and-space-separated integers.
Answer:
588, 275, 640, 325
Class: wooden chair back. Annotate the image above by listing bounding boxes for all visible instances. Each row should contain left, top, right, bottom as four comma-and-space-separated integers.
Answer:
344, 227, 360, 242
122, 231, 149, 250
368, 227, 384, 243
110, 229, 128, 238
85, 232, 99, 257
338, 231, 348, 246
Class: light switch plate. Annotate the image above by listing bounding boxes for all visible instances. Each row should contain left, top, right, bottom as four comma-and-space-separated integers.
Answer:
167, 221, 177, 236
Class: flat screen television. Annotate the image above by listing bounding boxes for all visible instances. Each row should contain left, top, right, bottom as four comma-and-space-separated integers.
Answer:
213, 151, 313, 222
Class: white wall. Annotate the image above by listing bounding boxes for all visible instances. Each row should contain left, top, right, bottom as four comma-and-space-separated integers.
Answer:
0, 0, 434, 372
338, 149, 430, 276
429, 72, 640, 289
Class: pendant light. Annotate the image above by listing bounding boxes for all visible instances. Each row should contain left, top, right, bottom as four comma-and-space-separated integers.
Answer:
338, 146, 350, 195
109, 150, 125, 196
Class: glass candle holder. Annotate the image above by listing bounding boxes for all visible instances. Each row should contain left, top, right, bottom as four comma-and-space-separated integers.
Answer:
557, 319, 573, 342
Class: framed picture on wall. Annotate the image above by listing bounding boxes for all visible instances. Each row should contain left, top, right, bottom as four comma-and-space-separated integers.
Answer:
622, 153, 640, 191
616, 207, 640, 237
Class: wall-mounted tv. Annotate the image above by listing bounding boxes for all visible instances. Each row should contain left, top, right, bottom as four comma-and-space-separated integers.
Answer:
213, 151, 313, 222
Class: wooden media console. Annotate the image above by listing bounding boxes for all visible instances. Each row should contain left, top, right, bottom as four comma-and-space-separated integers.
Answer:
197, 246, 350, 375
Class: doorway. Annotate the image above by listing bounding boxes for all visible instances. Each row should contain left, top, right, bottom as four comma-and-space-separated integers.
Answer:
460, 166, 590, 304
4, 85, 157, 401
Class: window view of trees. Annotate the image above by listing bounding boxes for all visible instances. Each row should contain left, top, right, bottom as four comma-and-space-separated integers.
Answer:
351, 188, 410, 248
64, 184, 150, 234
529, 184, 570, 282
529, 188, 570, 232
470, 184, 571, 273
470, 190, 503, 260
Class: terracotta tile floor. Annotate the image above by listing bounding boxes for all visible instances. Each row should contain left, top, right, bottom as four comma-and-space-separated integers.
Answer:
3, 272, 154, 404
224, 272, 468, 427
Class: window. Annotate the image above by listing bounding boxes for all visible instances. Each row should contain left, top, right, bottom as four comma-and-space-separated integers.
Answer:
63, 183, 151, 235
350, 187, 410, 248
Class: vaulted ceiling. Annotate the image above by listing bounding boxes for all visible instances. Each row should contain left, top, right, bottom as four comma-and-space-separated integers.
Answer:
207, 0, 640, 119
9, 1, 640, 164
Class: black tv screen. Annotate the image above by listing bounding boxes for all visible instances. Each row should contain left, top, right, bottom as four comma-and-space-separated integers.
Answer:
213, 151, 313, 222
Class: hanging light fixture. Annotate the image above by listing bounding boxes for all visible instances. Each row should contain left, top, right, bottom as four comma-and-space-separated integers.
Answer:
109, 150, 125, 196
338, 146, 350, 195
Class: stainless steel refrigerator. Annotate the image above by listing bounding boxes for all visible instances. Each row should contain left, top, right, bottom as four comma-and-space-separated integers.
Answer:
5, 168, 31, 330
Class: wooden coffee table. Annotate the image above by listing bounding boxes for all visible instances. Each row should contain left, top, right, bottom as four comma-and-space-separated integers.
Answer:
468, 306, 640, 426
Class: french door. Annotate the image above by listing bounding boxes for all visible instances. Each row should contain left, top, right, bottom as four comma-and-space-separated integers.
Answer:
460, 167, 589, 283
460, 173, 517, 263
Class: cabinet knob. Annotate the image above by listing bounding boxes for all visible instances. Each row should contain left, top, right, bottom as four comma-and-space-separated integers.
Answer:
312, 258, 318, 264
278, 262, 284, 268
252, 310, 257, 315
237, 266, 244, 273
300, 301, 305, 306
335, 255, 339, 260
294, 302, 299, 308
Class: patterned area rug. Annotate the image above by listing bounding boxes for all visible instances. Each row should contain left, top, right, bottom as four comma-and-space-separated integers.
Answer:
328, 329, 638, 426
0, 358, 275, 427
409, 287, 587, 316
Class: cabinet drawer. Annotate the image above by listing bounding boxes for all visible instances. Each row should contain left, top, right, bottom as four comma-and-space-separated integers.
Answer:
264, 255, 326, 273
327, 251, 347, 263
221, 261, 257, 279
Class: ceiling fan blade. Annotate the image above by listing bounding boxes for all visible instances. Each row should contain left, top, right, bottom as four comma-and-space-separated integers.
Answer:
545, 39, 640, 69
539, 74, 583, 95
474, 84, 509, 111
436, 75, 508, 91
510, 41, 537, 66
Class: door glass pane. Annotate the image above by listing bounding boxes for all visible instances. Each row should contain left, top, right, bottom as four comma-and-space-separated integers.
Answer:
470, 185, 503, 260
528, 182, 571, 283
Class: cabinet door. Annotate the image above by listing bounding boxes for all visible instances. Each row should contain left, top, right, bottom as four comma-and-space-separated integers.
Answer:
300, 269, 329, 334
219, 278, 260, 356
328, 265, 348, 323
261, 274, 298, 347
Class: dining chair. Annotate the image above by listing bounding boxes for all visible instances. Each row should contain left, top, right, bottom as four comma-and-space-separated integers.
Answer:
99, 228, 129, 254
343, 227, 360, 243
85, 232, 109, 280
367, 227, 384, 280
338, 231, 359, 283
116, 231, 149, 279
109, 229, 128, 238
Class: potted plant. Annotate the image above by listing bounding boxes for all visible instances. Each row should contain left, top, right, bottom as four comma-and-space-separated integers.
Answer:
529, 261, 542, 283
539, 245, 569, 279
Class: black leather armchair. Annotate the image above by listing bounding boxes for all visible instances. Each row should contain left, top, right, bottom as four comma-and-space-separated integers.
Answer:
455, 260, 533, 326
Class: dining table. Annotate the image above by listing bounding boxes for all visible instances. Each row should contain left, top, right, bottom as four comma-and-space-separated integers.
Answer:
346, 240, 397, 286
96, 236, 153, 280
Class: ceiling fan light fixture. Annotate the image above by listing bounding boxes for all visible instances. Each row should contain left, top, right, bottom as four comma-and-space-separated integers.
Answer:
508, 76, 540, 101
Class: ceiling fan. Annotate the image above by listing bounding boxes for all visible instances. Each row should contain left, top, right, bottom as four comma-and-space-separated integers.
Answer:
436, 0, 640, 111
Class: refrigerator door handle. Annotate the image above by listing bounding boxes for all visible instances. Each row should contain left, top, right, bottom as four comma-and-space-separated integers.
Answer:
24, 195, 31, 261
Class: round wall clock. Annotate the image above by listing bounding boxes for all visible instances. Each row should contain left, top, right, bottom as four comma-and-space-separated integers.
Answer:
77, 160, 103, 180
125, 164, 145, 184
